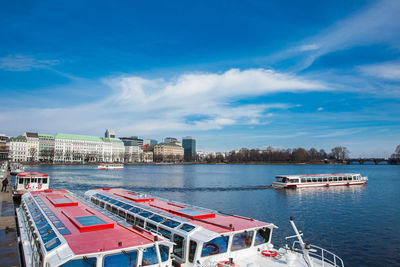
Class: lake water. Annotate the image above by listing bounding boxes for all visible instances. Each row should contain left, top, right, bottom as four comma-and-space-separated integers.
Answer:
24, 164, 400, 266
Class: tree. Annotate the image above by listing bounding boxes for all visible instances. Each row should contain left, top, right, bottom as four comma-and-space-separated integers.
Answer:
390, 145, 400, 159
29, 147, 37, 162
292, 148, 308, 162
331, 146, 350, 161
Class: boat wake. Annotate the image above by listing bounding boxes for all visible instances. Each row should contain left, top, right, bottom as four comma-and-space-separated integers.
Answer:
129, 185, 273, 192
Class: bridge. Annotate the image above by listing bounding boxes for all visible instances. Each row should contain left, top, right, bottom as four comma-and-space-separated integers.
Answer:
346, 158, 396, 165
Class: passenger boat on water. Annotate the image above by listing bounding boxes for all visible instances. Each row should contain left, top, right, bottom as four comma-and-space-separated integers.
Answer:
16, 189, 173, 267
10, 162, 25, 175
98, 163, 124, 170
13, 171, 50, 198
272, 173, 368, 189
85, 187, 344, 267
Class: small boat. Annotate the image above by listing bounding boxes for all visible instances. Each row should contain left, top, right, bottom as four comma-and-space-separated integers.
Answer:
10, 163, 25, 175
272, 173, 368, 189
13, 171, 50, 198
16, 189, 173, 267
98, 163, 124, 170
85, 187, 344, 267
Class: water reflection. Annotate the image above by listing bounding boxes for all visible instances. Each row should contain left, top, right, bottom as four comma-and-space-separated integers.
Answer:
275, 184, 367, 196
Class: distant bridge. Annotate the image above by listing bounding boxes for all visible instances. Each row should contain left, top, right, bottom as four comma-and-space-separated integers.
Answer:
346, 158, 393, 165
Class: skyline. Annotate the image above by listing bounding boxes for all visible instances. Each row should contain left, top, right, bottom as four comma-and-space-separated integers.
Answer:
1, 0, 400, 157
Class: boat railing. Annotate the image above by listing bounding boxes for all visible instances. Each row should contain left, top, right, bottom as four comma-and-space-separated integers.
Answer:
291, 241, 344, 267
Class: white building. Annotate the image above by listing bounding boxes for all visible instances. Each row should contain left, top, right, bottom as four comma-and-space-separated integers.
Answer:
102, 137, 125, 162
124, 145, 143, 163
23, 132, 39, 162
7, 136, 28, 162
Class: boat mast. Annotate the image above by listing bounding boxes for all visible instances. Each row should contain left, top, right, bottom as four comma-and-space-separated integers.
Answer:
289, 217, 314, 267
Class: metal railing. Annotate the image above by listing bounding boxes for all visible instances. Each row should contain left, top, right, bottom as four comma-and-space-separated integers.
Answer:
292, 241, 344, 267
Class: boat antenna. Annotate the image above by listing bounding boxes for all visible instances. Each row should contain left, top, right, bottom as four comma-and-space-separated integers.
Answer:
289, 216, 314, 267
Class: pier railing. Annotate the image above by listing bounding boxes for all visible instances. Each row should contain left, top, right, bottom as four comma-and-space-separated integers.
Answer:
292, 241, 344, 267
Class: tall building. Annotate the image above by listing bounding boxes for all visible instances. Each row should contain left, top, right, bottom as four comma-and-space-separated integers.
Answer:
105, 129, 116, 138
182, 136, 196, 162
38, 134, 55, 161
153, 142, 184, 162
23, 132, 39, 162
120, 136, 143, 149
164, 137, 178, 144
0, 134, 9, 161
144, 139, 158, 146
7, 135, 27, 162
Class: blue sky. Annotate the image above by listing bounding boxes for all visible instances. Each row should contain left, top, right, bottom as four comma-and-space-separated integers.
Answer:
1, 0, 399, 157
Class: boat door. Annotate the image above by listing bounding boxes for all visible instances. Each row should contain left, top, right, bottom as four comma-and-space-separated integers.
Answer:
172, 234, 186, 265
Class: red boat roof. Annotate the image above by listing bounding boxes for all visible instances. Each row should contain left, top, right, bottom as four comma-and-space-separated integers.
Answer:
17, 171, 49, 177
276, 173, 359, 178
29, 190, 158, 255
91, 188, 270, 234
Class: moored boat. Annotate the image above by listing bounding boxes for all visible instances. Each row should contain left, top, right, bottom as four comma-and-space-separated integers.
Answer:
85, 187, 344, 267
98, 163, 124, 170
13, 171, 50, 197
10, 162, 25, 175
272, 173, 368, 189
16, 189, 173, 267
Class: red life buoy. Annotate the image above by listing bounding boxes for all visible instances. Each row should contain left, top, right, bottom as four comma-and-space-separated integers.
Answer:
218, 261, 235, 267
25, 183, 30, 190
262, 250, 278, 257
38, 184, 42, 189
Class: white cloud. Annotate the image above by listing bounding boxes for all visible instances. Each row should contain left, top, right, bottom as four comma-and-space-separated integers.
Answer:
317, 107, 324, 111
297, 43, 320, 52
1, 68, 327, 135
359, 62, 400, 80
0, 54, 59, 71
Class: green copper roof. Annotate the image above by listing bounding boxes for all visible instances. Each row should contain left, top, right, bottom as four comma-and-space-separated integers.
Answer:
38, 133, 55, 139
55, 133, 103, 142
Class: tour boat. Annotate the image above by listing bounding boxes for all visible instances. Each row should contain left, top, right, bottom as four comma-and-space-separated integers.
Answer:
13, 171, 50, 197
16, 189, 173, 267
98, 163, 124, 170
272, 173, 368, 189
85, 187, 345, 267
10, 162, 25, 175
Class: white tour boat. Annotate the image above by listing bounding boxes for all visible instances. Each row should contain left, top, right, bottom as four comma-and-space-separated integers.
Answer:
85, 187, 345, 267
13, 171, 50, 197
16, 189, 173, 267
98, 163, 124, 170
272, 173, 368, 189
10, 162, 25, 175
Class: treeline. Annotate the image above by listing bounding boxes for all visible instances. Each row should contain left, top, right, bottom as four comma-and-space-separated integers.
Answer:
202, 146, 350, 163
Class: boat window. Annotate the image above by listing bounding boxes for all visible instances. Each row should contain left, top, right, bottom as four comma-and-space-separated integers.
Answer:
282, 178, 288, 183
201, 236, 229, 257
59, 257, 97, 267
42, 178, 47, 184
179, 223, 196, 232
348, 177, 352, 181
173, 234, 185, 260
317, 178, 322, 182
301, 179, 306, 183
106, 204, 112, 211
322, 178, 327, 182
32, 178, 37, 183
158, 227, 171, 240
188, 240, 197, 263
333, 177, 338, 181
254, 227, 271, 245
149, 214, 164, 223
291, 179, 299, 183
307, 179, 312, 183
119, 210, 126, 218
111, 207, 118, 214
37, 178, 42, 183
328, 178, 333, 181
139, 210, 153, 218
115, 202, 125, 207
145, 223, 157, 232
104, 250, 137, 267
129, 207, 141, 214
159, 244, 170, 262
161, 219, 180, 228
344, 177, 348, 181
100, 201, 105, 208
339, 177, 343, 181
127, 214, 135, 224
231, 231, 254, 251
312, 178, 317, 182
135, 218, 144, 228
142, 246, 159, 266
19, 179, 23, 184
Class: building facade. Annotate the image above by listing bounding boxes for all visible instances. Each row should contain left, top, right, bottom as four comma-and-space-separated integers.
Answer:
7, 136, 27, 162
102, 137, 125, 162
182, 136, 196, 162
38, 134, 55, 161
144, 139, 158, 146
23, 132, 39, 162
153, 143, 184, 162
120, 136, 144, 149
0, 134, 9, 161
124, 145, 143, 163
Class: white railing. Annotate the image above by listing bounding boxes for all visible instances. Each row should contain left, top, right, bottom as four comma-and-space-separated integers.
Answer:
292, 241, 344, 267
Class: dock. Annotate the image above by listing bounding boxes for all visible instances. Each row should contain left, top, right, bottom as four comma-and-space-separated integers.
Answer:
0, 170, 20, 267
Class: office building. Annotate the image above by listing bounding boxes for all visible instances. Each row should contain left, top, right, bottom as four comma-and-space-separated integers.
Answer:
182, 136, 196, 162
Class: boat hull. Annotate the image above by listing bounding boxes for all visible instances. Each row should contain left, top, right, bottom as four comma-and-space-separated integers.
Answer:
273, 180, 367, 188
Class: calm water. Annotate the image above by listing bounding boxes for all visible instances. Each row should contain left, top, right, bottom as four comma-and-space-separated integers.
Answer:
24, 164, 400, 266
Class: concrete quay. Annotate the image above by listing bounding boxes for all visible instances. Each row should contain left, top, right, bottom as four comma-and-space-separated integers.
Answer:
0, 170, 20, 267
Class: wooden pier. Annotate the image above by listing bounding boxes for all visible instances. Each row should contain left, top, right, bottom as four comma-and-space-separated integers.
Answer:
0, 170, 20, 267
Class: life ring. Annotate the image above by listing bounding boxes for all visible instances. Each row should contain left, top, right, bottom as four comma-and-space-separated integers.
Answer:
38, 184, 42, 189
218, 261, 235, 267
204, 243, 220, 255
261, 250, 277, 257
25, 183, 30, 190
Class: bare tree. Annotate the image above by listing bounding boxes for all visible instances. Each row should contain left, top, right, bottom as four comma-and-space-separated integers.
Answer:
29, 147, 37, 162
331, 146, 350, 161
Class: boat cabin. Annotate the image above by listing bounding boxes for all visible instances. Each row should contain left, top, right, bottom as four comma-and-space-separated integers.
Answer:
14, 171, 50, 196
85, 188, 275, 267
273, 173, 367, 188
16, 189, 173, 267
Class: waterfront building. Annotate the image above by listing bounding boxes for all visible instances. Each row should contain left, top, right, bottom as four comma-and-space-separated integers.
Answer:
0, 134, 9, 161
164, 137, 178, 144
102, 137, 125, 162
7, 135, 27, 162
38, 134, 55, 161
144, 138, 158, 146
141, 151, 154, 163
153, 142, 184, 162
120, 136, 144, 149
182, 136, 196, 161
105, 129, 116, 138
23, 132, 39, 162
